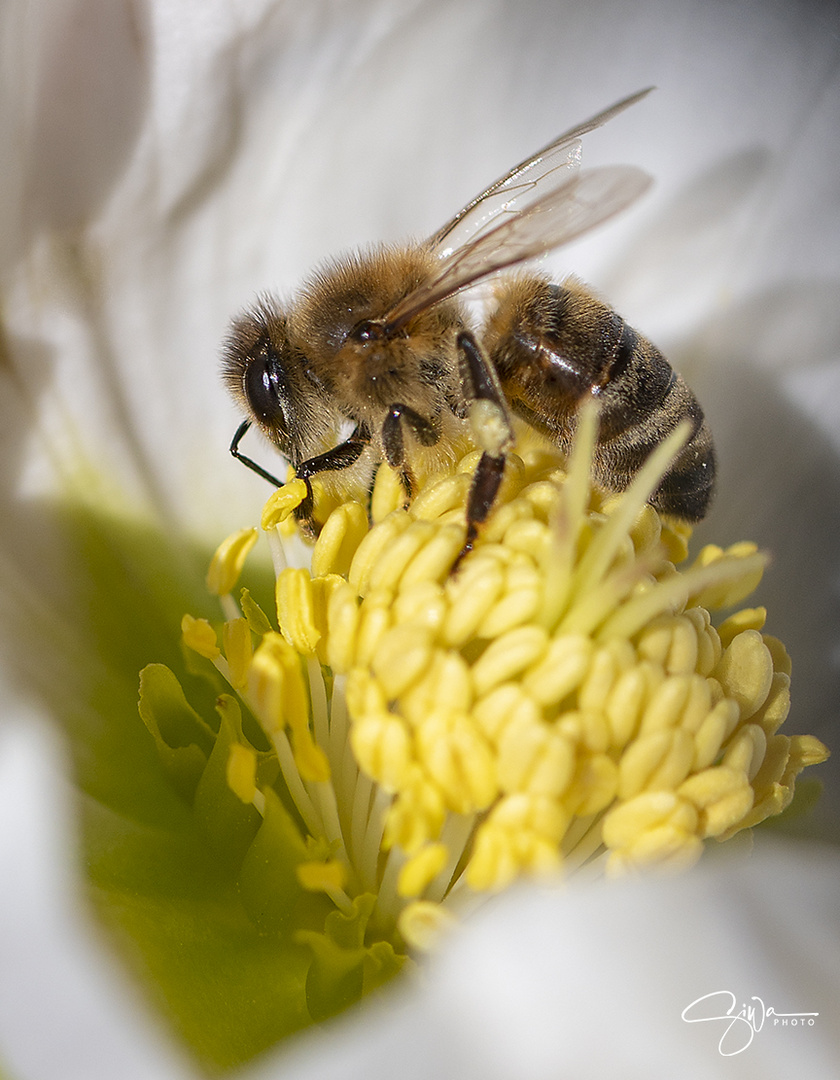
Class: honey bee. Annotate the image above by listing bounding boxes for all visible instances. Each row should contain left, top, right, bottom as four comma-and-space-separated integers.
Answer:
223, 87, 714, 550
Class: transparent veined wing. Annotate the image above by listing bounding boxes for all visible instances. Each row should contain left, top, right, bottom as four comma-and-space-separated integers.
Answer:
429, 86, 654, 259
385, 164, 652, 331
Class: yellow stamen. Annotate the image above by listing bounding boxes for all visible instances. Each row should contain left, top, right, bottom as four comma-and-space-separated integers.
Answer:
169, 411, 828, 968
297, 859, 348, 893
181, 614, 220, 659
206, 527, 258, 596
260, 479, 308, 530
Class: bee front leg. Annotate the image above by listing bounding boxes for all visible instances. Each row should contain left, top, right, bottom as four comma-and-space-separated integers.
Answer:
230, 420, 288, 487
381, 404, 440, 501
456, 331, 515, 555
293, 430, 370, 533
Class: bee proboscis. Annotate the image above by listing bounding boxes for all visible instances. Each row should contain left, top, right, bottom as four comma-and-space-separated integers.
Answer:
223, 87, 715, 553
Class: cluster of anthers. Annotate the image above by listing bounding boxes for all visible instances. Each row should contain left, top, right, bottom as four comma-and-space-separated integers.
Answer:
168, 406, 826, 961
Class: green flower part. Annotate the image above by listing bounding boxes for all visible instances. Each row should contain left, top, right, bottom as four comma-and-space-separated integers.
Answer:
146, 407, 828, 1033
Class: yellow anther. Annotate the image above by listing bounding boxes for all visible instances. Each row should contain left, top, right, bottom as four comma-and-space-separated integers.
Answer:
628, 503, 662, 554
392, 581, 447, 634
348, 511, 411, 593
353, 591, 393, 668
603, 791, 697, 849
683, 606, 721, 675
366, 520, 437, 593
311, 500, 369, 578
692, 698, 740, 770
442, 558, 506, 646
555, 709, 610, 754
489, 792, 569, 841
260, 479, 309, 530
659, 521, 691, 565
521, 477, 561, 519
310, 574, 346, 665
564, 753, 618, 815
678, 766, 754, 836
608, 828, 704, 874
789, 733, 829, 768
763, 634, 792, 677
466, 826, 519, 892
397, 843, 449, 898
478, 559, 542, 638
713, 629, 774, 719
345, 668, 389, 720
467, 798, 564, 892
397, 900, 457, 951
400, 649, 473, 728
618, 729, 693, 798
472, 682, 542, 745
371, 625, 435, 700
415, 710, 498, 814
399, 524, 466, 588
297, 859, 348, 893
602, 791, 703, 872
240, 589, 273, 636
206, 527, 258, 596
325, 581, 361, 673
604, 665, 648, 748
717, 607, 767, 647
638, 675, 696, 735
522, 633, 593, 705
496, 716, 575, 798
222, 617, 252, 689
515, 834, 562, 879
471, 625, 549, 697
383, 767, 447, 853
723, 724, 767, 782
351, 712, 412, 792
276, 567, 321, 654
249, 632, 308, 734
410, 473, 472, 521
637, 615, 699, 675
501, 518, 550, 560
181, 614, 220, 659
227, 742, 258, 804
291, 727, 331, 783
370, 463, 406, 523
577, 639, 634, 715
673, 675, 715, 735
481, 498, 533, 546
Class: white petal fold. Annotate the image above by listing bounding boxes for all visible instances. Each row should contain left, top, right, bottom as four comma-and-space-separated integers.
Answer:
247, 839, 840, 1080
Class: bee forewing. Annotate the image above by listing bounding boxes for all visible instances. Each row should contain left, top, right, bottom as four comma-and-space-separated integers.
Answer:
431, 140, 583, 260
430, 86, 654, 256
386, 165, 652, 329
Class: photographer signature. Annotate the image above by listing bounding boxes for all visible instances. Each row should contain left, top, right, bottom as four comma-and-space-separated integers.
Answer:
681, 991, 818, 1056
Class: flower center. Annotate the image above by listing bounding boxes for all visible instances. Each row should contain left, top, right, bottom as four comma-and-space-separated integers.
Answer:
147, 408, 828, 990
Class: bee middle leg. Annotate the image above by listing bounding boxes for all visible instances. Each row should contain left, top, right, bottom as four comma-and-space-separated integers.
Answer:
456, 331, 515, 556
381, 403, 440, 500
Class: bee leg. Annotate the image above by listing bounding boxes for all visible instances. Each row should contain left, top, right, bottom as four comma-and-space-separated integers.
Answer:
456, 332, 514, 560
461, 451, 506, 558
381, 404, 440, 504
229, 420, 287, 487
457, 331, 514, 454
292, 430, 370, 531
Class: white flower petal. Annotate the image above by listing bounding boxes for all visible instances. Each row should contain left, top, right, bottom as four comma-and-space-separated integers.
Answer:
0, 709, 199, 1080
245, 840, 840, 1079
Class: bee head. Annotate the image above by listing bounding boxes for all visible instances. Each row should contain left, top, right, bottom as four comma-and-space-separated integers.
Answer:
222, 298, 321, 464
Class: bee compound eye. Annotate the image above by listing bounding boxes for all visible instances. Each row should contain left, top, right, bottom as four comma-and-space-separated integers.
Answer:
243, 347, 289, 433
